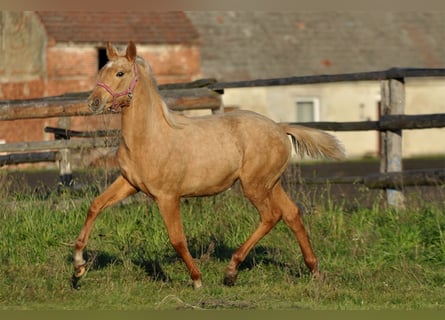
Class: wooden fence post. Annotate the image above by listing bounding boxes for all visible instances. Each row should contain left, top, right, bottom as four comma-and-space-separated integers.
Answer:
380, 78, 406, 208
57, 116, 73, 187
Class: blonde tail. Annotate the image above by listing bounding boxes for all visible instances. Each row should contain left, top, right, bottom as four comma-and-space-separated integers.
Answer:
280, 124, 345, 160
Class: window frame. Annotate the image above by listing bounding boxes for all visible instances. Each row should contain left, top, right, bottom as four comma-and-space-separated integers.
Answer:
294, 97, 320, 122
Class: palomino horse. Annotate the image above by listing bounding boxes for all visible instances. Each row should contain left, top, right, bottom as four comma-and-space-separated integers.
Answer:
73, 41, 345, 289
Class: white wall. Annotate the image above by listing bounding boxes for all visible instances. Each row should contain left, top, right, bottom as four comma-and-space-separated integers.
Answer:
403, 78, 445, 157
222, 78, 445, 158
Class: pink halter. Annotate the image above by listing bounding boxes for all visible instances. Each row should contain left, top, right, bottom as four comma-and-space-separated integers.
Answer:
97, 63, 138, 112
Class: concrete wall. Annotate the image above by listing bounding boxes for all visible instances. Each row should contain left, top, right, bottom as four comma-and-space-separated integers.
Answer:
0, 12, 51, 144
0, 11, 46, 99
403, 78, 445, 157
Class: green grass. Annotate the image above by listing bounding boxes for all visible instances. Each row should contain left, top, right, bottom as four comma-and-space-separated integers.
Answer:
0, 178, 444, 310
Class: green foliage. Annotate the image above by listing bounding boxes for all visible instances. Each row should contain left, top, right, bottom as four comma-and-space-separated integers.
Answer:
0, 182, 444, 310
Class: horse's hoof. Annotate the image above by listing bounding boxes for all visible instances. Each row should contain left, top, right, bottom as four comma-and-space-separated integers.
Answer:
71, 274, 82, 290
193, 279, 203, 290
311, 270, 325, 282
223, 272, 238, 287
71, 263, 87, 290
74, 264, 86, 278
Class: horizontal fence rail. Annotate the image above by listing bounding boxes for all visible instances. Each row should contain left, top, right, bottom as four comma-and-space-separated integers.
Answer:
44, 126, 120, 139
285, 114, 445, 131
0, 151, 60, 166
0, 79, 221, 121
0, 137, 118, 153
299, 168, 445, 189
1, 113, 441, 154
209, 67, 445, 89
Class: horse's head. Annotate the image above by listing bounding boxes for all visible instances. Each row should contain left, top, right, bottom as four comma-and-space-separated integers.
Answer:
88, 41, 138, 113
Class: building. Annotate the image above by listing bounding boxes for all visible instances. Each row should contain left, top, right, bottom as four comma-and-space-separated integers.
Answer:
0, 11, 201, 143
1, 11, 444, 159
186, 12, 445, 158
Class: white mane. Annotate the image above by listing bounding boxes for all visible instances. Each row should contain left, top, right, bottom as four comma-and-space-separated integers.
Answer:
135, 55, 186, 129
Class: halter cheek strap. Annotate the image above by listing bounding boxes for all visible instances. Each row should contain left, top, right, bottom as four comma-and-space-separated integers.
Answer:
96, 63, 138, 111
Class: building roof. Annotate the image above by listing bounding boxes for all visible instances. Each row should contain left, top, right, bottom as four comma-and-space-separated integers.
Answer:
37, 11, 199, 45
186, 12, 445, 81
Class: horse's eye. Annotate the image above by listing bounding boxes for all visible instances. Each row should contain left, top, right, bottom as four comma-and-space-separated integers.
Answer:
116, 71, 124, 77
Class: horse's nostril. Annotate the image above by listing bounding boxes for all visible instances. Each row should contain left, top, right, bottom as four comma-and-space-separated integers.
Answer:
92, 98, 100, 106
88, 97, 102, 111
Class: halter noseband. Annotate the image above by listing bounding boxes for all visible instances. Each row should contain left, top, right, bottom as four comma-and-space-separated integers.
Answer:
96, 63, 138, 111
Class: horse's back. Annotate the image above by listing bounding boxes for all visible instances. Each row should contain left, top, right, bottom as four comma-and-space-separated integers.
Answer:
220, 109, 291, 153
190, 109, 290, 153
203, 110, 292, 188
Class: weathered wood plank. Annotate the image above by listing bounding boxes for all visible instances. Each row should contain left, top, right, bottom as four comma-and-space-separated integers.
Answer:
363, 169, 445, 189
44, 127, 120, 139
380, 78, 405, 208
158, 78, 217, 90
163, 88, 222, 112
0, 151, 60, 167
296, 168, 445, 189
285, 121, 380, 131
285, 114, 445, 131
57, 117, 73, 186
0, 87, 222, 120
379, 114, 445, 130
0, 138, 119, 153
209, 67, 445, 90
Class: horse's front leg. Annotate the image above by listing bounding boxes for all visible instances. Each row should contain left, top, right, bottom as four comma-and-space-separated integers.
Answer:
157, 196, 203, 289
73, 175, 137, 278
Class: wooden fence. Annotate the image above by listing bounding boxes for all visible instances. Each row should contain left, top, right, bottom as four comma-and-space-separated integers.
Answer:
1, 68, 444, 207
0, 78, 222, 184
210, 67, 445, 208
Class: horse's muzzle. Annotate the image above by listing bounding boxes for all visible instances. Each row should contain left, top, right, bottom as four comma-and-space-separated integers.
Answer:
88, 96, 104, 113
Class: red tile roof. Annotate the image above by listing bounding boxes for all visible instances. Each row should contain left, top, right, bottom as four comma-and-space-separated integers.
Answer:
37, 11, 199, 45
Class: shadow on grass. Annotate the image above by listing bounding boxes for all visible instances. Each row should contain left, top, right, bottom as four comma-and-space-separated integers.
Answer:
68, 250, 170, 289
69, 241, 304, 289
205, 241, 305, 278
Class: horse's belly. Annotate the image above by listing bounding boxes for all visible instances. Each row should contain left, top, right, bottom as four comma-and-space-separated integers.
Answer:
181, 166, 239, 197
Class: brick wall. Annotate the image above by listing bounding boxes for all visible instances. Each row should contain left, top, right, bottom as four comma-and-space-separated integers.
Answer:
46, 46, 98, 96
54, 43, 202, 134
1, 42, 201, 144
139, 45, 201, 84
0, 79, 45, 100
0, 11, 202, 168
45, 43, 201, 96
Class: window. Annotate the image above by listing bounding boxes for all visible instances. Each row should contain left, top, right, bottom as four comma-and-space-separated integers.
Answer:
295, 98, 320, 122
98, 48, 108, 70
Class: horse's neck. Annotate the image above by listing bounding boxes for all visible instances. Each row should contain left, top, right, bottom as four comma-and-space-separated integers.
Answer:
120, 74, 170, 146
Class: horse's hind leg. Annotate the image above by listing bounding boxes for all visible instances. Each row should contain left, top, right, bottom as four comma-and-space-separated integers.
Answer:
224, 182, 319, 286
224, 185, 282, 286
273, 183, 320, 278
73, 175, 137, 279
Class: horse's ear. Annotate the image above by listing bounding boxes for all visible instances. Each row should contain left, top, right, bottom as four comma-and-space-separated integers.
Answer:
125, 41, 137, 63
106, 42, 118, 60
